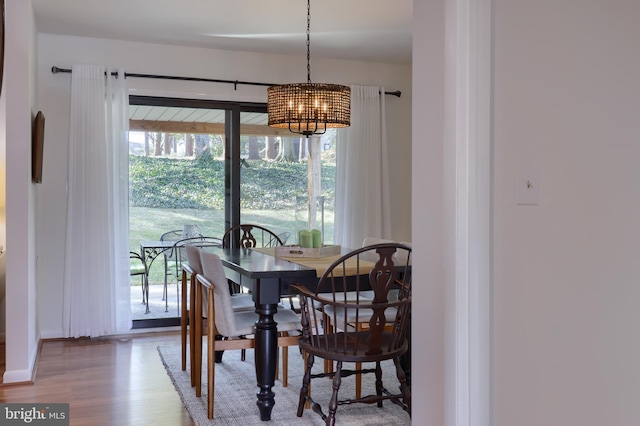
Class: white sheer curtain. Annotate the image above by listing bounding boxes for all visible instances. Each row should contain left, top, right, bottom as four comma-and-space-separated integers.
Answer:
334, 85, 392, 249
62, 64, 131, 337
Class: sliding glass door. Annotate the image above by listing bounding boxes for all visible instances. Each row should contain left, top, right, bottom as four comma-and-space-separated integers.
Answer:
127, 96, 335, 327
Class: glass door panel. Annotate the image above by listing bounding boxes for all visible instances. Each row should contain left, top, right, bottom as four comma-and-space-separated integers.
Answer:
128, 101, 226, 322
239, 112, 335, 246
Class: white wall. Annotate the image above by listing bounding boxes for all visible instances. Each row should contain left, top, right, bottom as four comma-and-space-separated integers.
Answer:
35, 34, 412, 338
0, 5, 6, 340
3, 0, 40, 383
412, 0, 446, 423
0, 54, 5, 252
491, 1, 640, 425
413, 0, 640, 425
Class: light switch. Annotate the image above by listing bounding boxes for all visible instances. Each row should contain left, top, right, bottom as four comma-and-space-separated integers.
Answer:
517, 168, 539, 205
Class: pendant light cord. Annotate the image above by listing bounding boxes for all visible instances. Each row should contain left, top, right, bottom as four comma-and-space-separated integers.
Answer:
307, 0, 311, 84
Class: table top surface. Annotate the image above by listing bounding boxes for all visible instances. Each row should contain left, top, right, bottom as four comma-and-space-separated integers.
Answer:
252, 246, 374, 277
208, 245, 379, 279
140, 242, 373, 279
206, 246, 319, 280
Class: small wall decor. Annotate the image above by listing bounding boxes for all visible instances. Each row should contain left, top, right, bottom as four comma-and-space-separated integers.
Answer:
32, 111, 45, 183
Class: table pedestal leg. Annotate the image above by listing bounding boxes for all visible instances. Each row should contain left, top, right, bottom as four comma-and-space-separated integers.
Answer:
254, 302, 278, 421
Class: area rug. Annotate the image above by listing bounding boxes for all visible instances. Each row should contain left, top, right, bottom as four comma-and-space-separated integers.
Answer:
157, 345, 411, 425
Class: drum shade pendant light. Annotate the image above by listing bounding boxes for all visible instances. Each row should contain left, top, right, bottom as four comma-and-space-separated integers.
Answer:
267, 0, 350, 137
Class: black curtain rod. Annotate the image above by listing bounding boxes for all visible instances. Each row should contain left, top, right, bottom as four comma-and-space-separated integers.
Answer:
50, 66, 402, 98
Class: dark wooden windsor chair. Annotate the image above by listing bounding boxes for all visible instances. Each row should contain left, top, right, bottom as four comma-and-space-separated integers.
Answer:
221, 223, 284, 249
290, 242, 412, 425
221, 223, 285, 295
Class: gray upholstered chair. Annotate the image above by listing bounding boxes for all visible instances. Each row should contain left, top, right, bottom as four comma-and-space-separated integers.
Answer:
181, 243, 254, 382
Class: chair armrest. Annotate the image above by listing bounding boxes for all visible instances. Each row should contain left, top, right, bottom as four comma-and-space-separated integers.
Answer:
182, 263, 196, 275
289, 283, 315, 298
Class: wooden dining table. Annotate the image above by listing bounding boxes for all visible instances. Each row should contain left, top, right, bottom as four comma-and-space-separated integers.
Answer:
202, 246, 362, 421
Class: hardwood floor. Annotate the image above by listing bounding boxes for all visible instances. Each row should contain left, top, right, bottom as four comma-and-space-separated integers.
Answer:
0, 332, 194, 426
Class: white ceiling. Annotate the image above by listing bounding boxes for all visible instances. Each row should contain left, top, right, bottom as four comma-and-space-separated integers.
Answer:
31, 0, 413, 64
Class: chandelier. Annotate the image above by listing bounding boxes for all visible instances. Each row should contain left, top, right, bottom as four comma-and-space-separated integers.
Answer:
267, 0, 350, 137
